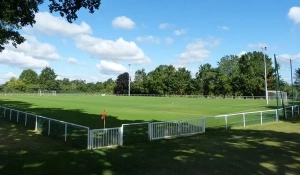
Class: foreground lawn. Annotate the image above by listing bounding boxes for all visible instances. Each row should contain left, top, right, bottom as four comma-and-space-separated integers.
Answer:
0, 95, 279, 128
1, 117, 300, 175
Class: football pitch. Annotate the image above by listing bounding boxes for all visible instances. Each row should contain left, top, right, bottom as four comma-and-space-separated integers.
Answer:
0, 95, 279, 129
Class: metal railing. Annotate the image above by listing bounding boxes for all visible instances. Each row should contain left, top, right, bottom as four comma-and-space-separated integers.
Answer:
1, 104, 299, 149
0, 106, 90, 149
89, 127, 122, 149
149, 118, 205, 140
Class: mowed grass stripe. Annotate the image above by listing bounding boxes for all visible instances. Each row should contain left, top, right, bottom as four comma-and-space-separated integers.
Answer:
0, 95, 278, 128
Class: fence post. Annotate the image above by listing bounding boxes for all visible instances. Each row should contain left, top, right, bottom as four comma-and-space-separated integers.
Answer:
225, 115, 228, 129
292, 106, 294, 117
276, 110, 279, 122
87, 127, 90, 149
25, 113, 27, 126
148, 123, 151, 141
120, 125, 124, 146
119, 126, 123, 146
48, 119, 51, 135
89, 130, 94, 149
285, 107, 287, 118
260, 111, 263, 125
10, 109, 12, 120
17, 111, 19, 123
178, 121, 182, 135
64, 123, 67, 142
202, 118, 206, 133
35, 116, 37, 131
243, 114, 246, 127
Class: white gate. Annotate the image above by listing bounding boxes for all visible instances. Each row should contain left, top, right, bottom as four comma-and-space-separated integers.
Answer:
149, 118, 205, 140
89, 127, 122, 149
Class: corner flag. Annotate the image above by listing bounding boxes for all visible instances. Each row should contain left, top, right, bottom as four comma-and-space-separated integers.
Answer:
101, 110, 106, 120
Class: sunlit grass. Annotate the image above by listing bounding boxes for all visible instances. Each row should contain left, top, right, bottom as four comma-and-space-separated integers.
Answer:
0, 95, 279, 128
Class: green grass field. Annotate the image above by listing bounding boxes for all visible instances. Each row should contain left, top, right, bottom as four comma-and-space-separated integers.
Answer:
1, 117, 300, 175
0, 95, 279, 129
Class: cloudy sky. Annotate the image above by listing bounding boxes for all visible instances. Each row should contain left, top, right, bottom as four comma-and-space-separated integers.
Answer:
1, 0, 300, 84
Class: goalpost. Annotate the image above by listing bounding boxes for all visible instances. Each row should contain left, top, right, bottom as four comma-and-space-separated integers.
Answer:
268, 90, 288, 105
38, 90, 57, 96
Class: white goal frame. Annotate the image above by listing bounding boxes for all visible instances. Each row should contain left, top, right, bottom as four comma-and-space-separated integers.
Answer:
38, 90, 57, 96
268, 90, 288, 104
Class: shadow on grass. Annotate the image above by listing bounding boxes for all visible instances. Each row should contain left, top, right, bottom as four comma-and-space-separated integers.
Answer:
0, 99, 160, 149
1, 118, 300, 175
0, 99, 153, 129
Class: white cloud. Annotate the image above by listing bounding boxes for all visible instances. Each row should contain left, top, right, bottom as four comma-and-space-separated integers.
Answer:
6, 35, 62, 60
218, 26, 230, 30
24, 12, 92, 36
112, 16, 135, 30
174, 29, 187, 36
1, 35, 59, 69
247, 43, 268, 49
0, 72, 18, 84
164, 37, 174, 44
96, 60, 128, 75
136, 36, 161, 44
238, 51, 247, 57
75, 34, 151, 65
173, 64, 186, 69
277, 53, 300, 61
288, 6, 300, 24
176, 37, 221, 65
56, 73, 109, 83
0, 50, 50, 69
4, 72, 17, 79
159, 23, 171, 29
67, 58, 78, 64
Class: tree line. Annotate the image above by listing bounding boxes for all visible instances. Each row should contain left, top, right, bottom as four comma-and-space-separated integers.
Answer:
0, 67, 115, 93
0, 51, 293, 96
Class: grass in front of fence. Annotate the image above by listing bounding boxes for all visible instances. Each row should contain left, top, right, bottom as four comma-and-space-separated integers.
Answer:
1, 117, 300, 174
0, 95, 279, 128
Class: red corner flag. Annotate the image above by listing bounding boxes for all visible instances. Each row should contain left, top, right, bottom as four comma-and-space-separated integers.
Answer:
101, 110, 106, 120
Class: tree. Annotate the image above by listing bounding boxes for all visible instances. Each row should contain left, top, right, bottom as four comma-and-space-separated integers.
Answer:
148, 65, 176, 95
103, 78, 116, 93
19, 69, 39, 92
217, 55, 240, 96
38, 67, 57, 90
238, 51, 274, 96
173, 67, 192, 95
0, 0, 101, 52
114, 72, 129, 94
132, 68, 149, 94
196, 63, 217, 96
4, 77, 26, 92
19, 69, 38, 84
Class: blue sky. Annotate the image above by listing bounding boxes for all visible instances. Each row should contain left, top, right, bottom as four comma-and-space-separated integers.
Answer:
1, 0, 300, 84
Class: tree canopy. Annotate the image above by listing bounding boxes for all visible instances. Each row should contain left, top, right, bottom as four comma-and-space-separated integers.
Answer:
0, 51, 290, 97
0, 0, 101, 52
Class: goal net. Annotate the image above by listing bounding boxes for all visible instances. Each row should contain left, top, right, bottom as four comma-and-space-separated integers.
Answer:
268, 90, 288, 105
38, 90, 57, 96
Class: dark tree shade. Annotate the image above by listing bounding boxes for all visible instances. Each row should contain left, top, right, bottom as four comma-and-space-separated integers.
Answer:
114, 72, 129, 94
0, 0, 101, 52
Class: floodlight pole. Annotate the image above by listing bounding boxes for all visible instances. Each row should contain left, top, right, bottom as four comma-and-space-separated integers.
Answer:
128, 64, 131, 96
261, 46, 268, 105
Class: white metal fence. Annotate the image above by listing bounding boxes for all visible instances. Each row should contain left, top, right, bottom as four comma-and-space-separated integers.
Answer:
1, 104, 299, 149
0, 92, 284, 100
89, 127, 122, 149
149, 118, 205, 140
0, 106, 90, 149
